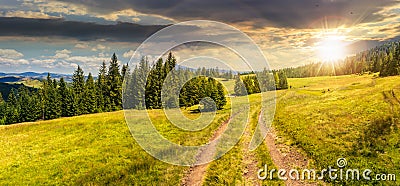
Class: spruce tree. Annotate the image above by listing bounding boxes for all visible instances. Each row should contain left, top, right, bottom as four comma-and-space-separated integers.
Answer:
72, 66, 85, 115
274, 72, 280, 90
278, 70, 289, 90
6, 89, 19, 124
59, 77, 76, 117
0, 94, 6, 125
216, 82, 226, 110
145, 58, 163, 109
84, 73, 97, 114
234, 75, 247, 96
18, 86, 31, 122
121, 63, 129, 82
97, 61, 108, 112
44, 74, 61, 119
107, 53, 123, 111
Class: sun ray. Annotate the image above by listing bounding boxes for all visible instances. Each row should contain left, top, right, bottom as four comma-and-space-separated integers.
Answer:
317, 34, 346, 61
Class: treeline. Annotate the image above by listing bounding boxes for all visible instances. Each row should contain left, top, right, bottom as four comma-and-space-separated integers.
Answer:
179, 76, 226, 111
234, 69, 288, 96
123, 52, 227, 111
283, 40, 400, 78
0, 53, 125, 125
0, 52, 231, 125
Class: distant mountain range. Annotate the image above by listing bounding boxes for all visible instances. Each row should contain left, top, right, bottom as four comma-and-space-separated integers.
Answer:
0, 72, 73, 83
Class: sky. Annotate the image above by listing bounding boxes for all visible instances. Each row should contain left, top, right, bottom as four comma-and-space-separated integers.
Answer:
0, 0, 399, 74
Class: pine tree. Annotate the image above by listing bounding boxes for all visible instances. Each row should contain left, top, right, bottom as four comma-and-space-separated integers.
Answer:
145, 58, 163, 109
163, 52, 176, 77
18, 86, 31, 122
6, 89, 19, 124
163, 68, 181, 108
278, 70, 289, 90
84, 73, 97, 114
121, 63, 129, 82
234, 75, 247, 96
0, 94, 6, 125
59, 77, 69, 116
97, 61, 108, 112
44, 74, 61, 119
216, 82, 226, 110
134, 57, 150, 109
29, 91, 42, 121
124, 65, 137, 109
59, 77, 76, 117
72, 66, 85, 115
107, 53, 123, 111
274, 71, 280, 90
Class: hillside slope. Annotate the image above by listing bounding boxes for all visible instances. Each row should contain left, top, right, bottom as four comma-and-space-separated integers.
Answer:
0, 111, 186, 185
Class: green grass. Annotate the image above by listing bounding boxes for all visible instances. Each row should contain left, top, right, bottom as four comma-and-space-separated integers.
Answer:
217, 78, 235, 95
276, 74, 400, 185
0, 104, 237, 184
1, 74, 400, 185
0, 112, 188, 185
11, 79, 43, 88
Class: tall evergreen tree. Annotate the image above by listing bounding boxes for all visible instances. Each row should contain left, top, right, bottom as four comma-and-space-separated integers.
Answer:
59, 77, 76, 117
6, 89, 19, 124
146, 58, 163, 109
84, 73, 97, 114
234, 75, 247, 96
278, 70, 289, 90
0, 93, 6, 125
72, 66, 85, 115
107, 53, 123, 111
97, 61, 109, 112
18, 86, 32, 122
121, 63, 129, 82
216, 82, 226, 110
44, 74, 61, 119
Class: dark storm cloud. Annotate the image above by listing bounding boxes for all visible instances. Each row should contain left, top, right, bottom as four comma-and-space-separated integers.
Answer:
57, 0, 396, 28
0, 17, 172, 42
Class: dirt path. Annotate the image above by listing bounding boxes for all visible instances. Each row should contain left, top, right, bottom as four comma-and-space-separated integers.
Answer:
242, 116, 261, 186
260, 111, 319, 186
181, 115, 232, 186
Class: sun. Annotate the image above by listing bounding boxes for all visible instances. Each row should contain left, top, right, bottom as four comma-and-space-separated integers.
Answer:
317, 35, 346, 61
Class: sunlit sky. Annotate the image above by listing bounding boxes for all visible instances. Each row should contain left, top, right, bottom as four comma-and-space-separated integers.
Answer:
0, 0, 399, 74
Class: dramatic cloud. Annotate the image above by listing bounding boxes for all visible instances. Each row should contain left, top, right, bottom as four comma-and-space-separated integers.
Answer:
0, 17, 168, 42
3, 10, 61, 19
57, 0, 397, 28
0, 0, 398, 73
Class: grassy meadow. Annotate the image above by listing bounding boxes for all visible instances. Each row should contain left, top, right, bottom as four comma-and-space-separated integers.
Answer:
276, 74, 400, 185
1, 74, 399, 185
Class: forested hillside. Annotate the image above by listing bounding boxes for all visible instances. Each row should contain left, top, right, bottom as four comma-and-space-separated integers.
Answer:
284, 40, 400, 78
5, 39, 399, 125
0, 52, 236, 125
0, 83, 35, 101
